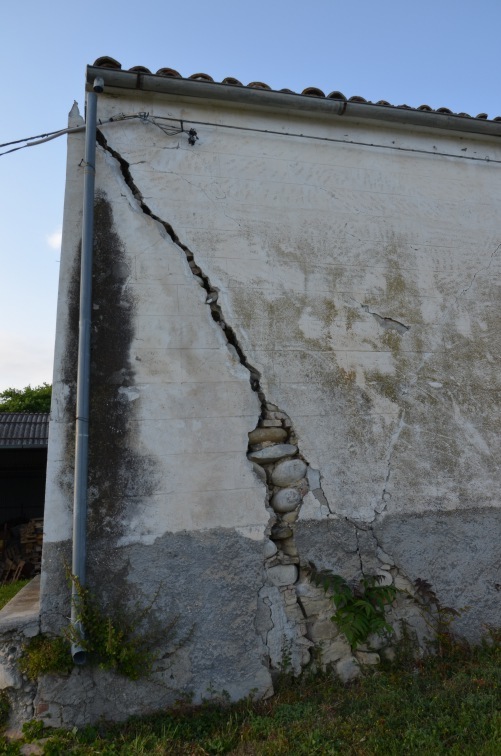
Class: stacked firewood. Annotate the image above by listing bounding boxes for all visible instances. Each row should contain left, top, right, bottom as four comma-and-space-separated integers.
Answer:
19, 518, 44, 572
0, 518, 44, 583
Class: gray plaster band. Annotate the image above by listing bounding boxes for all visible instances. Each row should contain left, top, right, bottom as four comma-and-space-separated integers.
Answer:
374, 508, 501, 641
39, 529, 272, 725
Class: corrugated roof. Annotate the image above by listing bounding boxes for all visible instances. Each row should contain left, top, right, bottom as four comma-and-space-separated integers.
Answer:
92, 56, 501, 122
0, 413, 49, 449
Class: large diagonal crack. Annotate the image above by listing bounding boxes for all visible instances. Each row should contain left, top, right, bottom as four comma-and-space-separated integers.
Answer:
97, 129, 264, 402
96, 130, 439, 668
97, 129, 336, 673
96, 127, 335, 528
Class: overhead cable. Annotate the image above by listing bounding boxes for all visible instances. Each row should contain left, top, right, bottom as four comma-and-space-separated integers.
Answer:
0, 113, 190, 158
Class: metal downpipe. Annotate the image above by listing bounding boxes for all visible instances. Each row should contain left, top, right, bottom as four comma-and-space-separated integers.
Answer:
70, 78, 103, 663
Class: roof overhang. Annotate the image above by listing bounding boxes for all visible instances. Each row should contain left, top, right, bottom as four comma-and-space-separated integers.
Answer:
0, 444, 48, 451
87, 65, 501, 139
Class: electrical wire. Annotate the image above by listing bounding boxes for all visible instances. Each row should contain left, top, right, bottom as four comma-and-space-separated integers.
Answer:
0, 127, 81, 157
0, 113, 188, 158
147, 114, 501, 165
0, 128, 76, 150
0, 127, 89, 156
2, 110, 499, 165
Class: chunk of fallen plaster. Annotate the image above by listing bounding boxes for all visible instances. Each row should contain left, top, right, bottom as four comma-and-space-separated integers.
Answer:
271, 459, 307, 487
271, 488, 302, 513
248, 444, 297, 463
306, 467, 321, 490
252, 463, 267, 482
266, 564, 298, 586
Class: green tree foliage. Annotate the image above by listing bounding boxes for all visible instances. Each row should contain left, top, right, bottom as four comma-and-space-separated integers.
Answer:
0, 383, 51, 413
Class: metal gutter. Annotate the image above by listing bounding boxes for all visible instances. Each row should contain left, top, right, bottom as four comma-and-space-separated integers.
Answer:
86, 65, 501, 139
70, 77, 103, 664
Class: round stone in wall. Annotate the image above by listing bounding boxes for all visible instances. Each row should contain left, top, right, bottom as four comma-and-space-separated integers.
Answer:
248, 444, 298, 463
266, 564, 298, 586
271, 487, 302, 513
248, 427, 287, 445
271, 523, 293, 540
263, 539, 278, 558
271, 459, 307, 487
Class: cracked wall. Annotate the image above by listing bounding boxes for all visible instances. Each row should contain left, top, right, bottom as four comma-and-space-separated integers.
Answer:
39, 90, 501, 724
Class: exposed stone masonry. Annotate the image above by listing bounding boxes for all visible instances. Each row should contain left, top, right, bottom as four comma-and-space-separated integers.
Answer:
247, 406, 438, 677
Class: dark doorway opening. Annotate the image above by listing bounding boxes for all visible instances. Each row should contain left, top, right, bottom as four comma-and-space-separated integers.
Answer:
0, 414, 48, 580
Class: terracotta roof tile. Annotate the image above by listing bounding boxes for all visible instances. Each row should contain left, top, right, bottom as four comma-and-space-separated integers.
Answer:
91, 58, 499, 121
247, 81, 272, 90
189, 73, 214, 82
156, 68, 181, 78
222, 77, 243, 86
93, 56, 121, 70
302, 87, 326, 97
327, 91, 347, 100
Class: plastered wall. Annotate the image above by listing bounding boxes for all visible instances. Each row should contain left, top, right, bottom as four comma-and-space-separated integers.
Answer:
39, 90, 501, 724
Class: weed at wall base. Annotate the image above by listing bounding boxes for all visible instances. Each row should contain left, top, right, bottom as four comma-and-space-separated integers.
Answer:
19, 574, 179, 683
18, 635, 73, 681
67, 574, 175, 680
309, 564, 397, 649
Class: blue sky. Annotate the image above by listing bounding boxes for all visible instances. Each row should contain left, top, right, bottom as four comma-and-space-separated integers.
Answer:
1, 0, 499, 390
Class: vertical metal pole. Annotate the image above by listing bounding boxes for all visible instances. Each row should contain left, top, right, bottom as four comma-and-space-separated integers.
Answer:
70, 88, 98, 663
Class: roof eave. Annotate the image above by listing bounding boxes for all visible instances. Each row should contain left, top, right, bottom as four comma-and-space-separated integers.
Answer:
0, 444, 48, 450
86, 65, 501, 139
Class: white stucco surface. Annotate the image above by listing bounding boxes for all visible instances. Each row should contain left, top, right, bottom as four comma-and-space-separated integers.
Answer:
89, 91, 501, 525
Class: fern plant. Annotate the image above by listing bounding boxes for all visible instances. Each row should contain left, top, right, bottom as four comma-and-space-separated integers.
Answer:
310, 566, 396, 649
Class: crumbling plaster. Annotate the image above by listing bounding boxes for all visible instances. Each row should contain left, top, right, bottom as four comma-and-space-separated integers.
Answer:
37, 87, 501, 724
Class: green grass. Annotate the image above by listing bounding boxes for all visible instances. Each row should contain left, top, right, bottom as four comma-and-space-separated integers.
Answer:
2, 635, 500, 755
0, 580, 30, 611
